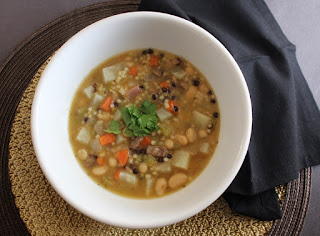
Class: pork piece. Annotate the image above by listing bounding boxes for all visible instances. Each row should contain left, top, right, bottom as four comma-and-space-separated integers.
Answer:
92, 83, 97, 93
146, 146, 168, 157
152, 68, 163, 77
84, 155, 97, 167
127, 86, 141, 100
170, 57, 182, 66
130, 137, 144, 150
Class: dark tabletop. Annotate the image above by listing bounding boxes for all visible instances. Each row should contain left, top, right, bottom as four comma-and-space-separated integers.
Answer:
0, 0, 319, 235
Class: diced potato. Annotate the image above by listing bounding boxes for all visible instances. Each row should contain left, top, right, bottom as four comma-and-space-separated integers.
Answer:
90, 138, 102, 153
83, 86, 93, 99
172, 150, 191, 170
193, 111, 211, 128
200, 143, 210, 154
171, 67, 187, 79
92, 93, 104, 106
102, 62, 126, 83
93, 120, 104, 135
155, 162, 172, 173
76, 127, 92, 144
119, 172, 137, 185
156, 108, 172, 121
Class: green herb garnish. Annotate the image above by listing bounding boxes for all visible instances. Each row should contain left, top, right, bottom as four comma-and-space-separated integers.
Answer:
104, 120, 121, 134
121, 100, 159, 136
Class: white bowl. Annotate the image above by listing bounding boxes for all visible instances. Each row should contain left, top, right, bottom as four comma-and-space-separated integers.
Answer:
31, 12, 252, 228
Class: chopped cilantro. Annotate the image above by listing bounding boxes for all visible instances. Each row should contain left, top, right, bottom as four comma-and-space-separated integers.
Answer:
139, 100, 158, 114
121, 100, 159, 136
104, 120, 121, 134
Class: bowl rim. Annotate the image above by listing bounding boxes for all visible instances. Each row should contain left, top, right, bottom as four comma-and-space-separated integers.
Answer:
31, 11, 252, 228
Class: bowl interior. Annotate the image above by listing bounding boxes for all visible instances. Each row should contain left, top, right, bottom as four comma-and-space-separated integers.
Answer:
31, 12, 251, 228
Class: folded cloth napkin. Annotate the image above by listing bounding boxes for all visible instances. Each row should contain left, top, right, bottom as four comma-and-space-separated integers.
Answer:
139, 0, 320, 220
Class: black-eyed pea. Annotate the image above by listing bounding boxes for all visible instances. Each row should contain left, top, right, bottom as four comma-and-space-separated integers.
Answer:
155, 177, 167, 195
92, 166, 107, 176
198, 129, 208, 138
108, 158, 117, 167
168, 173, 188, 189
139, 163, 148, 173
165, 139, 174, 149
175, 134, 188, 146
186, 128, 196, 143
77, 149, 88, 160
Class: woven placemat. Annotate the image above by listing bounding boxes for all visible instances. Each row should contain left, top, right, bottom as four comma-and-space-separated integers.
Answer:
0, 1, 311, 235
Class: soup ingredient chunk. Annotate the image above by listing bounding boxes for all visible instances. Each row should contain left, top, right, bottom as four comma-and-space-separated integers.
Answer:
168, 173, 188, 189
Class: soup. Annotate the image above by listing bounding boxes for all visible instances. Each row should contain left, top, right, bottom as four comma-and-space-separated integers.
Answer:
69, 49, 220, 198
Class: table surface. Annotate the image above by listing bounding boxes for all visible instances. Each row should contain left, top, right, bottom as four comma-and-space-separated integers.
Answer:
0, 0, 319, 235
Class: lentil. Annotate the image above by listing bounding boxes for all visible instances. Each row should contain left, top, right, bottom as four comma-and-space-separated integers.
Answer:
193, 79, 200, 86
152, 93, 157, 100
166, 153, 172, 159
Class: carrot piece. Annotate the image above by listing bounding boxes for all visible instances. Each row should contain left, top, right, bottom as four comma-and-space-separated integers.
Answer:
150, 55, 158, 66
129, 66, 138, 76
167, 100, 178, 114
100, 97, 112, 112
139, 136, 151, 148
96, 156, 105, 165
117, 149, 129, 166
99, 134, 115, 146
160, 81, 169, 88
114, 169, 122, 180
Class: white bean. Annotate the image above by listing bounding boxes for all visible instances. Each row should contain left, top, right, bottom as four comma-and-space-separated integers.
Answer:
99, 150, 107, 158
168, 173, 188, 189
155, 178, 167, 195
77, 149, 88, 160
92, 166, 107, 176
139, 163, 148, 173
198, 129, 208, 138
108, 158, 117, 167
175, 135, 188, 146
186, 128, 196, 143
165, 139, 174, 149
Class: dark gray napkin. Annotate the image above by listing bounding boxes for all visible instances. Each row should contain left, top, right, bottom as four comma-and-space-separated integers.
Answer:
139, 0, 320, 220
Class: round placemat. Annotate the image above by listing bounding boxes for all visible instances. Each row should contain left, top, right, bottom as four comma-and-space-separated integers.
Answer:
0, 1, 311, 235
